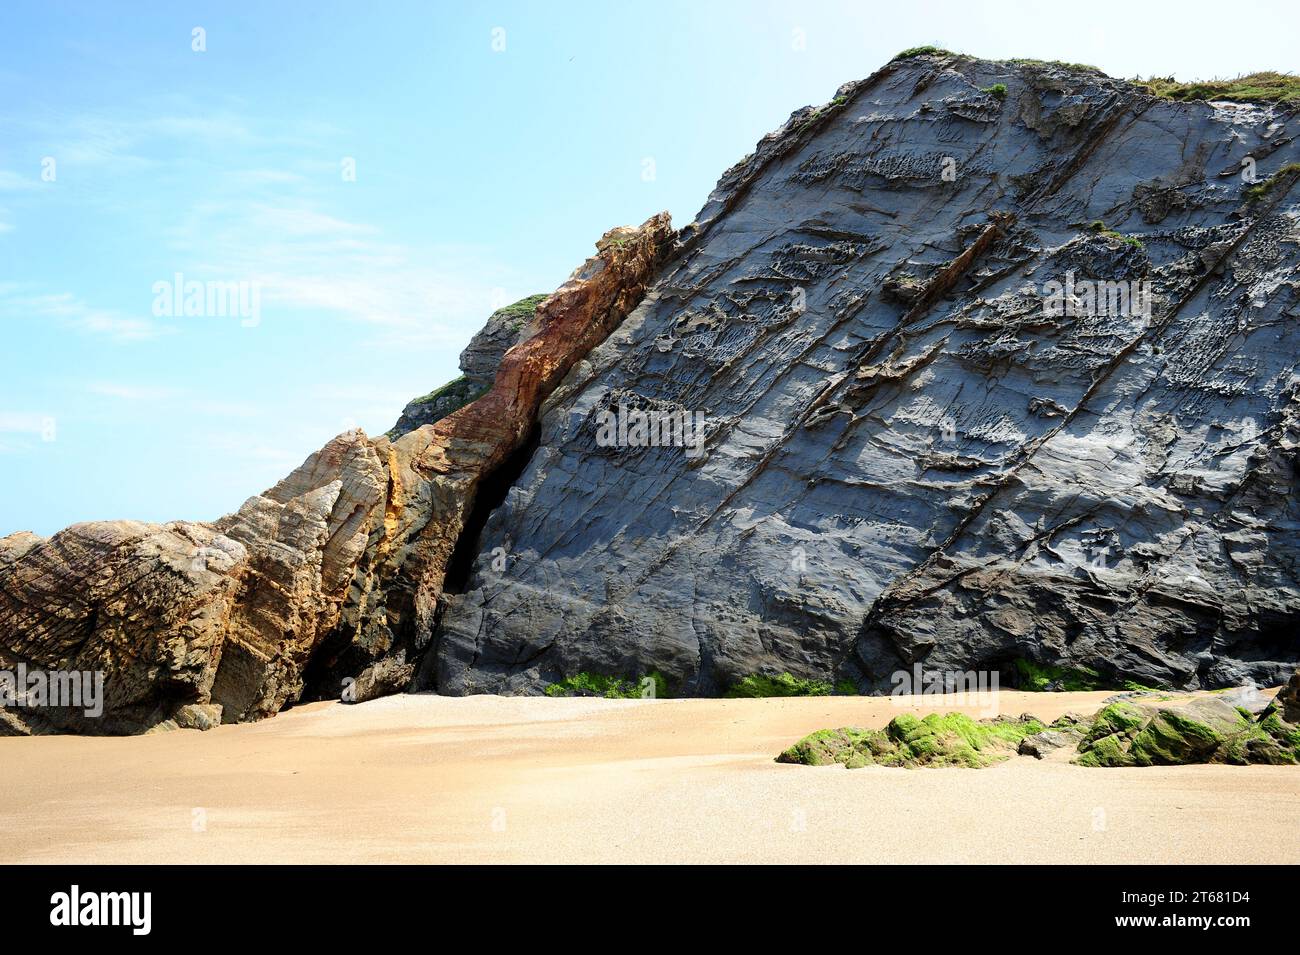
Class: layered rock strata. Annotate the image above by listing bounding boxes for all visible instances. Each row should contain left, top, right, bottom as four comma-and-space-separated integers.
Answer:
430, 53, 1300, 696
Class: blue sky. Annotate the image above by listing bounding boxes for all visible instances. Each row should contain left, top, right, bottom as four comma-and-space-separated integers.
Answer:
2, 0, 1296, 536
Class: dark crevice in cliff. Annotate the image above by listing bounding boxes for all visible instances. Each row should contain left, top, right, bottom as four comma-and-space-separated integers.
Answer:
442, 425, 541, 596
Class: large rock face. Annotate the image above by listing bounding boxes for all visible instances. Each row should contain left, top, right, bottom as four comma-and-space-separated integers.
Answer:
4, 52, 1300, 733
429, 52, 1300, 696
0, 216, 673, 733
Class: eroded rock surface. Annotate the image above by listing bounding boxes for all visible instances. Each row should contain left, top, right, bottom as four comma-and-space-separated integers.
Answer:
431, 52, 1300, 696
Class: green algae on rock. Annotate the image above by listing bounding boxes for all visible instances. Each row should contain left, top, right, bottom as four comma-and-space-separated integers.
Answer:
1074, 696, 1299, 767
544, 671, 668, 699
777, 712, 1045, 769
725, 672, 833, 698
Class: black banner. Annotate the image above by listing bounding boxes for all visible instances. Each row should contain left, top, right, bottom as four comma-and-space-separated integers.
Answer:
4, 864, 1284, 941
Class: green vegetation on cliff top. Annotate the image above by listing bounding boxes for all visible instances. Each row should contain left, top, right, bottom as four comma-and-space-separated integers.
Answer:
494, 293, 548, 324
1135, 71, 1300, 103
889, 49, 1299, 104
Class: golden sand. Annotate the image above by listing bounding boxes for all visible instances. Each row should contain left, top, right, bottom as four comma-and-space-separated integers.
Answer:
1, 691, 1296, 864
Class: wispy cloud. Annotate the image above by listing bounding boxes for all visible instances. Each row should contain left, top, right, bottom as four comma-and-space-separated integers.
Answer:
0, 411, 56, 454
85, 382, 180, 401
3, 101, 522, 352
168, 196, 518, 337
0, 289, 168, 342
0, 170, 38, 192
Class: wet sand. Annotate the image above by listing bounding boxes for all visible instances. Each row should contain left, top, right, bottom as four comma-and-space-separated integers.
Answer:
1, 691, 1296, 864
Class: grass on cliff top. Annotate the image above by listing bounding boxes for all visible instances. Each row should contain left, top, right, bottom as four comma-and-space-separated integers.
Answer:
1134, 71, 1300, 103
892, 48, 1102, 74
494, 293, 547, 319
407, 375, 482, 407
494, 293, 548, 329
1006, 57, 1103, 74
892, 45, 953, 61
888, 52, 1299, 100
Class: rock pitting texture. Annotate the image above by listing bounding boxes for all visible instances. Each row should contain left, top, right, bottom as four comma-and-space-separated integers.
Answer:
431, 52, 1300, 696
0, 214, 673, 733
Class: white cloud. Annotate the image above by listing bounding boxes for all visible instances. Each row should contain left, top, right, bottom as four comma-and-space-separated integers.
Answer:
0, 412, 52, 433
0, 412, 56, 453
3, 103, 524, 349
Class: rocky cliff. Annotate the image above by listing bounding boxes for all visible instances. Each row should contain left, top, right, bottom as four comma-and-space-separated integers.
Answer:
430, 51, 1300, 697
4, 50, 1300, 733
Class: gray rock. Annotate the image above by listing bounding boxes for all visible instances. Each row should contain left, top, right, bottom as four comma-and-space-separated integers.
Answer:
429, 53, 1300, 697
345, 657, 415, 705
1276, 669, 1300, 723
1018, 730, 1072, 758
458, 294, 547, 384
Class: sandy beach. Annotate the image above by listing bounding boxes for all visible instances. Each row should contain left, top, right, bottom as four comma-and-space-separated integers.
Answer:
1, 691, 1296, 864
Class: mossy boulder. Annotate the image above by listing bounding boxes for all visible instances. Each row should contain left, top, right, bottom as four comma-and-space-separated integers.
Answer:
1074, 696, 1299, 767
777, 712, 1044, 769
